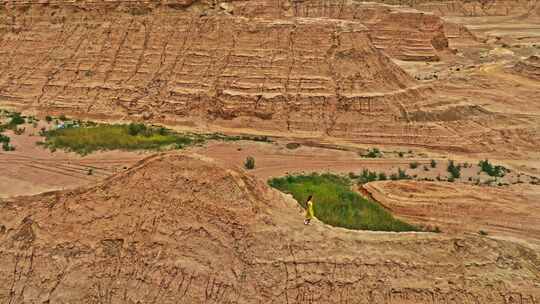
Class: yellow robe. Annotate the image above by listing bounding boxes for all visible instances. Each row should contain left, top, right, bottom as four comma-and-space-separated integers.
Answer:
305, 200, 314, 219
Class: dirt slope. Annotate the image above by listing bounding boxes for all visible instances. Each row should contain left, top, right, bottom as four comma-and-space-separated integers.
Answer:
0, 153, 539, 303
512, 55, 540, 80
364, 180, 540, 249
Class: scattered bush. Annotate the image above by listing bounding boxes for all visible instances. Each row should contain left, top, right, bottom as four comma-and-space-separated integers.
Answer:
39, 127, 47, 137
361, 148, 382, 158
268, 173, 418, 232
478, 159, 507, 177
398, 168, 410, 179
8, 112, 25, 126
244, 156, 255, 170
358, 169, 378, 184
45, 116, 53, 123
14, 127, 25, 135
127, 123, 148, 136
0, 134, 10, 144
447, 160, 461, 179
378, 172, 387, 181
2, 142, 15, 151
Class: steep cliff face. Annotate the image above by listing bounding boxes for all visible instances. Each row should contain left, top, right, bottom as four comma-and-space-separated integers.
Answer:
0, 5, 420, 134
373, 0, 540, 17
0, 153, 538, 303
226, 0, 450, 61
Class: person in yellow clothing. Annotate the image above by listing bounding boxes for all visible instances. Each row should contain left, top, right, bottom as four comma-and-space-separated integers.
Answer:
304, 195, 314, 225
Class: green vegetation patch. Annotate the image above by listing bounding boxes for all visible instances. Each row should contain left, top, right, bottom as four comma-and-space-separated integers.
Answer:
268, 173, 418, 232
40, 123, 202, 155
479, 159, 507, 177
447, 160, 461, 179
360, 147, 383, 158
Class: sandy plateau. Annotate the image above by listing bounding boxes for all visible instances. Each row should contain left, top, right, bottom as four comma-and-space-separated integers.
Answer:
0, 0, 540, 303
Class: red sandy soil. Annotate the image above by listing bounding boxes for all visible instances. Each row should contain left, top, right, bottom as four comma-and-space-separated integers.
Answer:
0, 121, 146, 198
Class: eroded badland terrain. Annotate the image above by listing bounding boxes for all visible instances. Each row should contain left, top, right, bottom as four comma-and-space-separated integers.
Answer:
1, 0, 540, 303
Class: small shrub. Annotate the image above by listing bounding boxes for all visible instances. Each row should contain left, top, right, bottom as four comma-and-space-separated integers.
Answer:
45, 116, 53, 123
478, 230, 488, 236
158, 127, 168, 136
358, 169, 378, 184
244, 156, 255, 170
2, 142, 15, 151
430, 159, 437, 168
59, 114, 68, 121
8, 112, 25, 126
409, 162, 419, 169
14, 127, 25, 135
478, 159, 507, 177
128, 123, 146, 136
361, 148, 382, 158
286, 142, 301, 150
378, 172, 387, 181
87, 168, 93, 175
447, 160, 461, 179
0, 134, 10, 144
398, 168, 410, 179
423, 165, 429, 171
398, 151, 404, 158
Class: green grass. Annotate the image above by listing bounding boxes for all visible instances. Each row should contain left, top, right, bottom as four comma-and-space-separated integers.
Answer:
40, 123, 201, 155
268, 173, 418, 232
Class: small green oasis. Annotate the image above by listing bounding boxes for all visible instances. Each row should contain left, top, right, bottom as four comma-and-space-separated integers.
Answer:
269, 173, 419, 232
